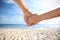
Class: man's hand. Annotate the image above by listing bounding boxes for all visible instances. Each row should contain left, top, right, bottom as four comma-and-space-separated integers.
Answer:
26, 14, 41, 26
24, 13, 40, 26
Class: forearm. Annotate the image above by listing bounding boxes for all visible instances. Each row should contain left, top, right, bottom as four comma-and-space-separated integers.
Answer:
14, 0, 31, 15
39, 8, 60, 21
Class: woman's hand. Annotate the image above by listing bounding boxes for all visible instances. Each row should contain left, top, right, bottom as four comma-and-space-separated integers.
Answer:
24, 13, 40, 26
24, 12, 33, 25
27, 14, 41, 26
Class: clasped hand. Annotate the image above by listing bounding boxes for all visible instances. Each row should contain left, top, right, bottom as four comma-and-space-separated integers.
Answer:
24, 12, 40, 26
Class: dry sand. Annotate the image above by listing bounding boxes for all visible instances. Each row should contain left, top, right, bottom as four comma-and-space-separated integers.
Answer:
0, 28, 60, 40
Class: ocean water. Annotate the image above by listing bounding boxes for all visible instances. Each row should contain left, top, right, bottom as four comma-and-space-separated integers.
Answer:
0, 24, 60, 29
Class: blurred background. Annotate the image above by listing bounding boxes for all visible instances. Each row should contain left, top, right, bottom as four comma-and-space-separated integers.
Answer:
0, 0, 60, 28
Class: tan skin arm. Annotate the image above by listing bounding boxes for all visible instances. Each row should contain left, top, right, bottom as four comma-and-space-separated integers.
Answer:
14, 0, 60, 26
14, 0, 33, 25
39, 8, 60, 21
14, 0, 31, 15
28, 8, 60, 26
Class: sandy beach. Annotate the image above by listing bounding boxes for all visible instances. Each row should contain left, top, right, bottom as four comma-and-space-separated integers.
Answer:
0, 28, 60, 40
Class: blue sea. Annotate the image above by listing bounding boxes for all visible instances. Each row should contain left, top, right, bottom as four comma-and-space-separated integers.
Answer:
0, 24, 60, 29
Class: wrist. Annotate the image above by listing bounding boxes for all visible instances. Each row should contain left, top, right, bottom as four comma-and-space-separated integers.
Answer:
24, 12, 32, 16
38, 15, 44, 21
24, 9, 32, 16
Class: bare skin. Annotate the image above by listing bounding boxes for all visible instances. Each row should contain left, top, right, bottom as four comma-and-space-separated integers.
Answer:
14, 0, 33, 25
14, 0, 60, 26
28, 8, 60, 26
